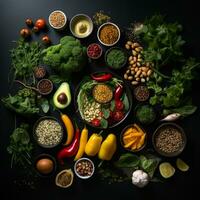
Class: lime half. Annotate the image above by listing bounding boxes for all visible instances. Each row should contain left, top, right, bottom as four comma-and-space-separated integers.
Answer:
176, 158, 189, 172
159, 162, 175, 178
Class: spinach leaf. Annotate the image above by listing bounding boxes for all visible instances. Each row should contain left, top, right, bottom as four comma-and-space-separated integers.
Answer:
115, 153, 140, 168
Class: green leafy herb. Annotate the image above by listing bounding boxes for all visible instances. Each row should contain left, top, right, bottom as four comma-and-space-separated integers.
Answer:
110, 100, 115, 112
115, 153, 140, 168
102, 108, 110, 119
163, 105, 197, 117
7, 123, 33, 168
134, 15, 185, 69
10, 39, 42, 83
139, 155, 160, 178
115, 153, 161, 179
147, 58, 200, 113
38, 98, 49, 113
122, 94, 129, 111
1, 88, 39, 117
100, 118, 108, 129
49, 75, 66, 84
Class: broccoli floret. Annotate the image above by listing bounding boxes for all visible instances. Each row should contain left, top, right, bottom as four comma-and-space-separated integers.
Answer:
60, 36, 75, 45
42, 35, 87, 79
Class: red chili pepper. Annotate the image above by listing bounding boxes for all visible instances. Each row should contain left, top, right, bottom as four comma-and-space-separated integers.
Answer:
57, 127, 80, 165
114, 85, 123, 100
91, 73, 112, 82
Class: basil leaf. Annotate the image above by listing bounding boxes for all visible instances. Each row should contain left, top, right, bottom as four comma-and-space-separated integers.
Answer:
100, 118, 108, 129
41, 99, 50, 113
122, 94, 129, 111
102, 108, 110, 119
115, 153, 140, 168
110, 100, 115, 111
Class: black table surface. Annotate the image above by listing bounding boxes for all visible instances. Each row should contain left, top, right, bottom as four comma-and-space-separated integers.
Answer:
1, 0, 200, 200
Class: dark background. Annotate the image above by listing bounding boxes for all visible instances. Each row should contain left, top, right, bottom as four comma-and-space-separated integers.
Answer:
0, 0, 200, 200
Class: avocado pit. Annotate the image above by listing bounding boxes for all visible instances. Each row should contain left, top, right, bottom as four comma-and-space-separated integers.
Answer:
57, 93, 68, 104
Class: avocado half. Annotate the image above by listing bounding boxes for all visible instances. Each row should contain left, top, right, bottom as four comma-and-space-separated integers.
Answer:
53, 82, 71, 109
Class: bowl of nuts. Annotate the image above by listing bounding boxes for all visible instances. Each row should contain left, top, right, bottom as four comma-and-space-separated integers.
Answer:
74, 157, 95, 179
33, 116, 64, 148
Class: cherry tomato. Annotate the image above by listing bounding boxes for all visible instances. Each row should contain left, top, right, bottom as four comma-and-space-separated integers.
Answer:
91, 118, 101, 127
35, 18, 46, 30
112, 111, 124, 122
115, 100, 124, 111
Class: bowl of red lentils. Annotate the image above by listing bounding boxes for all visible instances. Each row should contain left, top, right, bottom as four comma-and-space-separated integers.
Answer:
97, 22, 120, 46
152, 123, 187, 157
49, 10, 67, 30
87, 43, 102, 59
74, 158, 95, 179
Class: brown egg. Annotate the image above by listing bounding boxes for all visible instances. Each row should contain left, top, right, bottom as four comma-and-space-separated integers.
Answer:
36, 158, 54, 174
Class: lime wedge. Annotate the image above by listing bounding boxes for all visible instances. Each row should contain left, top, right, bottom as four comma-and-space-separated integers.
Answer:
176, 158, 189, 172
159, 162, 175, 178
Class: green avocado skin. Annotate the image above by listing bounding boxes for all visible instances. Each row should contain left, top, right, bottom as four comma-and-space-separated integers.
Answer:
53, 82, 71, 109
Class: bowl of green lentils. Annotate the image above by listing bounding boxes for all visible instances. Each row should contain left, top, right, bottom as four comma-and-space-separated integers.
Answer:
33, 116, 64, 148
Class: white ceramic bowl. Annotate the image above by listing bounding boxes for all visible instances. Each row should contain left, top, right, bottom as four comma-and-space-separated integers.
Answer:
97, 22, 121, 46
74, 157, 95, 179
70, 14, 93, 38
49, 10, 67, 30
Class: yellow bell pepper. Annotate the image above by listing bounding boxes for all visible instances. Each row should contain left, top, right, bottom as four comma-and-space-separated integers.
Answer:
98, 134, 117, 161
85, 132, 103, 156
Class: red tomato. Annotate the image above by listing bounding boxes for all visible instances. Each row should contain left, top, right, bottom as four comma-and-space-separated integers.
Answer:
115, 100, 124, 111
112, 111, 124, 122
35, 19, 46, 30
91, 118, 101, 127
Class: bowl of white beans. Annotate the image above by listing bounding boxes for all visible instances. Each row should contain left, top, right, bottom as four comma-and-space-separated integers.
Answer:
33, 116, 64, 148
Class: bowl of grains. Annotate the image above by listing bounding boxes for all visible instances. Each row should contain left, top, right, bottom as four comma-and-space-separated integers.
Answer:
49, 10, 67, 30
152, 123, 187, 157
33, 116, 63, 148
97, 22, 120, 46
74, 158, 95, 179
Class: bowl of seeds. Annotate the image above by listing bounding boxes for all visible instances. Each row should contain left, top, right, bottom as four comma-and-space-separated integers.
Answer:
152, 123, 187, 157
49, 10, 67, 30
33, 116, 63, 148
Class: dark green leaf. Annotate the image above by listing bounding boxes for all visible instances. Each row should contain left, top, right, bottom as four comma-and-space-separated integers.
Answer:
102, 108, 110, 119
122, 94, 129, 111
110, 100, 115, 111
100, 118, 108, 129
115, 153, 140, 168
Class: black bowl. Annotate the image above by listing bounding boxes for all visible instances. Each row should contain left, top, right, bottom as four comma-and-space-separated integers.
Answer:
74, 72, 132, 129
105, 47, 128, 70
120, 124, 147, 152
33, 116, 64, 148
152, 122, 187, 157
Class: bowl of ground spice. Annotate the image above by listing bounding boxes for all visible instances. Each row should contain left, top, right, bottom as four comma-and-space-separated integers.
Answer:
49, 10, 67, 30
97, 22, 120, 46
37, 79, 53, 95
152, 123, 187, 157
